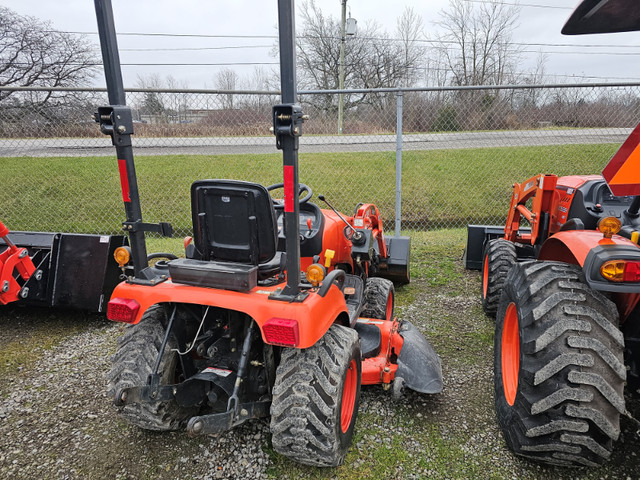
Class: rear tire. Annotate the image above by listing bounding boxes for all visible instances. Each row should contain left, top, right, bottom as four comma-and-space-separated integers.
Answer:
495, 261, 625, 467
270, 324, 361, 466
481, 239, 516, 317
361, 277, 395, 320
107, 305, 197, 431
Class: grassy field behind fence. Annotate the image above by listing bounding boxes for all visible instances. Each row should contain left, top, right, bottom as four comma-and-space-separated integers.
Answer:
1, 143, 617, 235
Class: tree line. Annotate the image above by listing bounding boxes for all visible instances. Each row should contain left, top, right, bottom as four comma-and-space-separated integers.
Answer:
1, 1, 639, 136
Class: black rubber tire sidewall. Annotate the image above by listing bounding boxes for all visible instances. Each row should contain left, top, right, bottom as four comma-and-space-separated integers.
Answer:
494, 261, 625, 467
270, 324, 362, 467
481, 239, 516, 317
361, 277, 395, 320
107, 304, 198, 431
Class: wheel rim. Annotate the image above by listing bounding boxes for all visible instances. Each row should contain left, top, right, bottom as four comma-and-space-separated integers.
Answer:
501, 302, 520, 406
385, 291, 394, 320
482, 254, 489, 299
341, 359, 358, 433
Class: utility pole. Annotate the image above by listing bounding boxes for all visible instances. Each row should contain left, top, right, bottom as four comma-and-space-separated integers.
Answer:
337, 0, 347, 135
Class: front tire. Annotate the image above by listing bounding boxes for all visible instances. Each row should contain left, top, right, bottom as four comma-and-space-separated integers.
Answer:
495, 261, 626, 467
481, 239, 516, 317
270, 324, 361, 466
107, 305, 197, 431
361, 277, 395, 320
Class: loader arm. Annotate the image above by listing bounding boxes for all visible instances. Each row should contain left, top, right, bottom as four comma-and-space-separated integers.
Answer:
504, 174, 559, 246
0, 221, 36, 305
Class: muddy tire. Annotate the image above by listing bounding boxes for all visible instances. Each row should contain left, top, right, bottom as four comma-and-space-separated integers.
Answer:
270, 324, 361, 466
107, 305, 197, 431
361, 277, 395, 320
481, 239, 516, 317
495, 261, 626, 467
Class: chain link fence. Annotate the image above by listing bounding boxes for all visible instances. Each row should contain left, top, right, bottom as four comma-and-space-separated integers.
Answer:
1, 83, 639, 236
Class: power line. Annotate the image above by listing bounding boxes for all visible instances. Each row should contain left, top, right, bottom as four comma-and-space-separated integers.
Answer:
10, 62, 280, 67
461, 0, 573, 9
422, 38, 640, 49
54, 29, 640, 50
50, 30, 277, 39
121, 45, 272, 52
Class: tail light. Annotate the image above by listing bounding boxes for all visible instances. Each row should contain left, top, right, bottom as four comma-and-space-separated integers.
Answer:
107, 297, 140, 323
600, 260, 640, 282
263, 318, 299, 347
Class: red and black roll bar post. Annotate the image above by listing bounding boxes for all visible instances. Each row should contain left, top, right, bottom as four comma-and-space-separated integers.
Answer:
272, 0, 305, 300
94, 0, 171, 284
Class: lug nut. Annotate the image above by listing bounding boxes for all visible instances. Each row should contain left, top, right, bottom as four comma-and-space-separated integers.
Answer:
192, 421, 203, 434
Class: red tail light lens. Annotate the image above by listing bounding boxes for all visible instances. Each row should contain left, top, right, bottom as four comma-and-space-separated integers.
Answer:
624, 261, 640, 282
107, 298, 140, 323
263, 318, 299, 347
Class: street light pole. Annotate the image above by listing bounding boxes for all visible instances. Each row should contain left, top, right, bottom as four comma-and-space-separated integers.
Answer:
338, 0, 347, 135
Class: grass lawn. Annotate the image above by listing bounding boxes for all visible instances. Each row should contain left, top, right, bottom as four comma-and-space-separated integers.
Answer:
1, 143, 617, 236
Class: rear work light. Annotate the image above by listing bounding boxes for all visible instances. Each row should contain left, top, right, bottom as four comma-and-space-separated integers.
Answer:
263, 318, 299, 347
107, 297, 140, 323
600, 260, 640, 282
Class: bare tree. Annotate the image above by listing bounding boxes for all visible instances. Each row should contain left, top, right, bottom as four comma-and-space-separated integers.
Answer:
135, 74, 167, 121
396, 7, 426, 87
296, 0, 424, 112
0, 6, 98, 104
432, 0, 522, 86
215, 68, 240, 109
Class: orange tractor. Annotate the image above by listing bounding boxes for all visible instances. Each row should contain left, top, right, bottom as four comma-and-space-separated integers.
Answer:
94, 0, 442, 467
465, 0, 640, 468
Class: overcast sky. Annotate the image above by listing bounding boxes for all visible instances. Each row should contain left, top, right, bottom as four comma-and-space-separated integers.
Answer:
2, 0, 639, 89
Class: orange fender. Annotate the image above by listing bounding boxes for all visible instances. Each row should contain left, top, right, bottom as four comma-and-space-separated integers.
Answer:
110, 279, 349, 349
538, 231, 637, 266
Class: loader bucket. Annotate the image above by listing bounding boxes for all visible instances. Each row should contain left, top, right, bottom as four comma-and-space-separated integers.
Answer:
396, 320, 443, 394
0, 232, 127, 312
379, 236, 411, 284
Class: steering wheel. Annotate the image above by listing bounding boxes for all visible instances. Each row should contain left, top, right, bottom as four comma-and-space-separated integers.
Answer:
266, 183, 313, 209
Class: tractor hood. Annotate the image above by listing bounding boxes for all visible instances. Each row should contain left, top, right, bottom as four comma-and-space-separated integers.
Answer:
562, 0, 640, 35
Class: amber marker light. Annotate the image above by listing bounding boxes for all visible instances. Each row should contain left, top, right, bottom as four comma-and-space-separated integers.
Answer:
598, 216, 622, 239
305, 263, 326, 287
601, 260, 640, 282
113, 246, 131, 267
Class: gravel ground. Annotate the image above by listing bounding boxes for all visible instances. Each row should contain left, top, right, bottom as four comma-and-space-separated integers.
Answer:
2, 266, 640, 478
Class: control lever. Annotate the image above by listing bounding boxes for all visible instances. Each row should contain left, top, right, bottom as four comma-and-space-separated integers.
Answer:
318, 195, 363, 243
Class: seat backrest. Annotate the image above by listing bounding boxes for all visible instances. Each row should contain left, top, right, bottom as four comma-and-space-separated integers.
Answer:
191, 180, 277, 265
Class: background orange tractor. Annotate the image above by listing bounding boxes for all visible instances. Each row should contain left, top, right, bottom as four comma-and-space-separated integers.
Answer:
93, 0, 442, 467
465, 0, 640, 468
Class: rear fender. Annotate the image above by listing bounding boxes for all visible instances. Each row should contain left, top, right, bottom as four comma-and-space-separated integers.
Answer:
540, 231, 640, 297
109, 279, 349, 349
538, 230, 637, 266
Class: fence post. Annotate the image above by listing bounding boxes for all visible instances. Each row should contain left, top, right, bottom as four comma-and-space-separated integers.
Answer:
395, 90, 403, 237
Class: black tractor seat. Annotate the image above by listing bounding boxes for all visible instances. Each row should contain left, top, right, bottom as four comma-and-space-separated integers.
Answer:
170, 180, 284, 291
